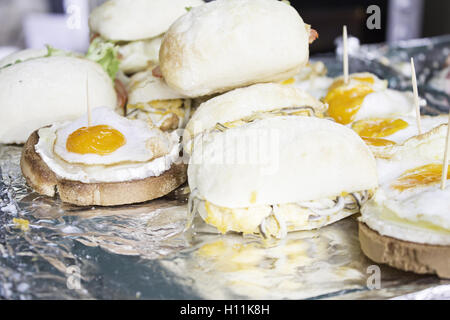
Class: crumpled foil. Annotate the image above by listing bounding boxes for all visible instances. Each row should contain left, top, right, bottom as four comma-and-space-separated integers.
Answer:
1, 145, 449, 300
1, 36, 450, 300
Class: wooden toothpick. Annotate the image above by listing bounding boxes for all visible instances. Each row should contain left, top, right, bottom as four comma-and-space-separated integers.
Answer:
343, 25, 349, 84
441, 111, 450, 190
411, 58, 422, 135
86, 73, 92, 127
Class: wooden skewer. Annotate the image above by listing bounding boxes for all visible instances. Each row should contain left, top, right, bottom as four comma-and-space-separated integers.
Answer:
86, 73, 92, 127
343, 25, 349, 84
441, 111, 450, 190
410, 58, 422, 135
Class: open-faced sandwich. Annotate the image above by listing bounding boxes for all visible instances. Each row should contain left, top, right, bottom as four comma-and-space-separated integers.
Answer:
359, 123, 450, 278
21, 107, 186, 206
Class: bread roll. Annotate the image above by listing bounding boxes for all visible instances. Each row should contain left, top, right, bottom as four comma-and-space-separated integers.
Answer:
160, 0, 311, 97
0, 56, 117, 144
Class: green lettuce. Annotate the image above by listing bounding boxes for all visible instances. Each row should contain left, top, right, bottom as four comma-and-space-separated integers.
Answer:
85, 38, 120, 82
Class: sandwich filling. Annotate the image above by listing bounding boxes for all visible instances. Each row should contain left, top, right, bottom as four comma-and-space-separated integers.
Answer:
189, 190, 371, 239
127, 99, 192, 132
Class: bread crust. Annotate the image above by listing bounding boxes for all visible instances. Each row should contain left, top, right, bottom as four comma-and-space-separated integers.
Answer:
21, 130, 187, 206
359, 222, 450, 279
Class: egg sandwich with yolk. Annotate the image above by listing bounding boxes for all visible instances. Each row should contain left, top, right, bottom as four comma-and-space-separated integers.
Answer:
187, 110, 378, 239
21, 107, 186, 206
359, 124, 450, 278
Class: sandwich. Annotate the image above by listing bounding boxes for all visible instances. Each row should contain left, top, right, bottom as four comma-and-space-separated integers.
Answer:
21, 107, 186, 206
159, 0, 318, 97
185, 84, 378, 238
126, 69, 191, 132
359, 124, 450, 278
0, 47, 125, 144
183, 83, 327, 155
89, 0, 204, 75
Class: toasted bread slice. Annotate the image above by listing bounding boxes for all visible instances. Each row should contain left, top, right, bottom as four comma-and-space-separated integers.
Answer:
21, 130, 187, 206
359, 222, 450, 279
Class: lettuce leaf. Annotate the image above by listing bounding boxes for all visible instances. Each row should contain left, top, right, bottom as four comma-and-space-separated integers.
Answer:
85, 38, 120, 82
45, 45, 72, 58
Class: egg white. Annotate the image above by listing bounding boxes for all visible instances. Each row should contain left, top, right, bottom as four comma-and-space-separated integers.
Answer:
360, 124, 450, 245
54, 107, 171, 165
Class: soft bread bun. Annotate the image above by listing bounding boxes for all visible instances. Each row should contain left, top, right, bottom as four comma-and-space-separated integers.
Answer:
183, 83, 327, 153
0, 56, 118, 144
128, 70, 187, 104
188, 116, 378, 208
0, 48, 48, 68
160, 0, 311, 97
89, 0, 205, 41
21, 130, 187, 206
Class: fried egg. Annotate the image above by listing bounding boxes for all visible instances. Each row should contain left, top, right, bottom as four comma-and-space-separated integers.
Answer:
360, 124, 450, 245
323, 73, 387, 124
352, 115, 448, 154
54, 107, 171, 165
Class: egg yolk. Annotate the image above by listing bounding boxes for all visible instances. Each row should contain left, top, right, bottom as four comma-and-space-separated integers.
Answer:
352, 118, 409, 138
391, 164, 450, 191
361, 137, 396, 147
66, 125, 126, 155
324, 76, 375, 125
281, 78, 295, 85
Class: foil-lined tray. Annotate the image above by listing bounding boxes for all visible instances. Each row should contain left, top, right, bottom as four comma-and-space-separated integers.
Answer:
1, 36, 450, 300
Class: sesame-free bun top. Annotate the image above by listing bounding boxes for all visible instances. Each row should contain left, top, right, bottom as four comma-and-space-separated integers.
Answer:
188, 116, 378, 208
160, 0, 311, 97
183, 83, 327, 153
0, 48, 48, 68
89, 0, 205, 41
0, 56, 117, 144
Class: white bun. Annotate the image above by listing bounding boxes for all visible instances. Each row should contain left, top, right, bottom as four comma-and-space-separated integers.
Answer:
118, 36, 163, 74
127, 70, 187, 104
183, 83, 326, 152
188, 117, 378, 208
160, 0, 310, 97
0, 48, 48, 68
89, 0, 205, 41
0, 56, 117, 144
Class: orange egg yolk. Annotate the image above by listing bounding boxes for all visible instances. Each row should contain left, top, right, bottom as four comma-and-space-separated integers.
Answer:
361, 137, 396, 147
66, 125, 126, 155
352, 118, 409, 147
391, 164, 450, 191
324, 76, 375, 125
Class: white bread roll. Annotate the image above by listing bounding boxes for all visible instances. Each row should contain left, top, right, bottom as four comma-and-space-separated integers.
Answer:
188, 116, 378, 208
183, 83, 327, 153
160, 0, 311, 97
0, 56, 117, 144
128, 70, 187, 104
0, 48, 48, 69
89, 0, 205, 41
